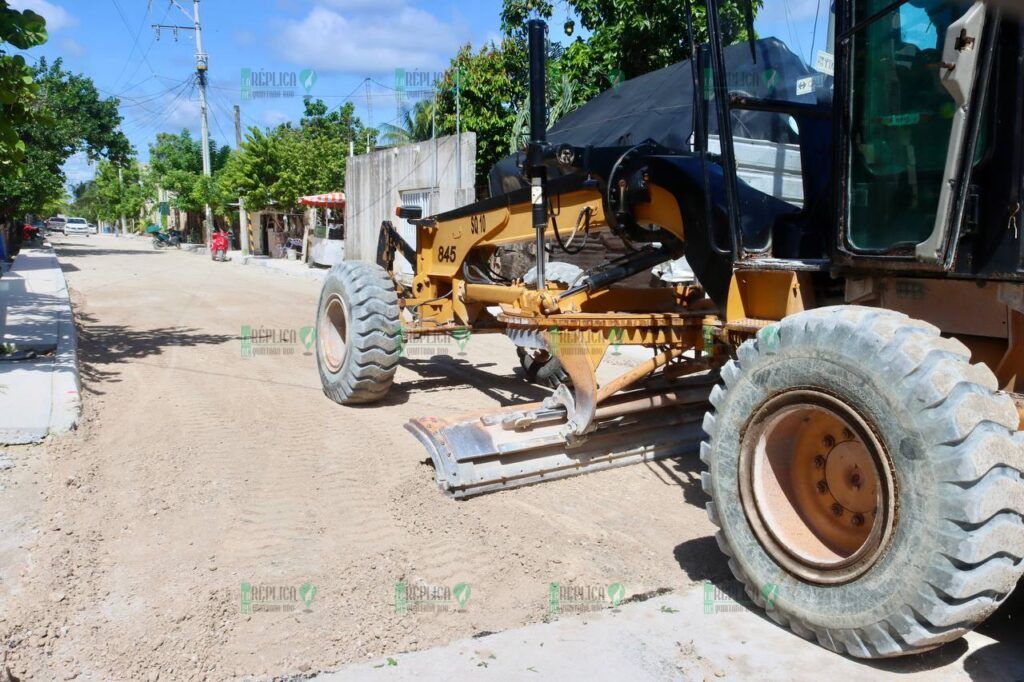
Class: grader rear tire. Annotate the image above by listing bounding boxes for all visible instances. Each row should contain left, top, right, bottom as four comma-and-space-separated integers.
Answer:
316, 262, 401, 405
702, 306, 1024, 658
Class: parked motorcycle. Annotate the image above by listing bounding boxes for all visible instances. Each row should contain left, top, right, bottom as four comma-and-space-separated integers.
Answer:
210, 230, 230, 262
151, 229, 181, 249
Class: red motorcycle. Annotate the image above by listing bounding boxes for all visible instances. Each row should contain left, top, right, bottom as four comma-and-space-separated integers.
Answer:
210, 230, 230, 262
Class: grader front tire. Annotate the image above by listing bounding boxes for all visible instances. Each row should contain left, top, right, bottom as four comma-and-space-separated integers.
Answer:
316, 262, 402, 405
702, 306, 1024, 658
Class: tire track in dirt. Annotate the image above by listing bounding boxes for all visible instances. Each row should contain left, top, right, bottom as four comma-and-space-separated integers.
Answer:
1, 237, 726, 681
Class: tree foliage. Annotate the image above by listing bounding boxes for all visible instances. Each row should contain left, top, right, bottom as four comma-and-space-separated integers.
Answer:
428, 0, 762, 187
71, 159, 152, 227
219, 99, 374, 214
501, 0, 761, 101
147, 129, 230, 216
431, 41, 527, 188
0, 57, 131, 224
0, 0, 47, 177
379, 99, 435, 147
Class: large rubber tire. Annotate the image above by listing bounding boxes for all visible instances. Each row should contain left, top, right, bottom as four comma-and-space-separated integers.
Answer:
702, 306, 1024, 658
316, 262, 401, 405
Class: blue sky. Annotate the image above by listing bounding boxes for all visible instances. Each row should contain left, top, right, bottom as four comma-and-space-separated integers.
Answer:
10, 0, 826, 187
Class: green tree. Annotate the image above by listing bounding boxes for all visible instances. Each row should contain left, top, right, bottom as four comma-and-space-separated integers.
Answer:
431, 0, 762, 189
0, 0, 47, 177
0, 57, 131, 225
501, 0, 761, 102
219, 99, 372, 214
432, 41, 527, 188
72, 159, 153, 229
379, 100, 435, 147
148, 129, 230, 216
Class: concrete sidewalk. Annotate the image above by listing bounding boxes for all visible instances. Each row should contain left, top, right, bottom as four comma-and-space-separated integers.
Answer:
318, 585, 1022, 681
235, 253, 328, 280
0, 244, 80, 443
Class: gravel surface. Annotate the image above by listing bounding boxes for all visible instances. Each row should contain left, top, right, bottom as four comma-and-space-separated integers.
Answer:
0, 235, 720, 680
2, 234, 1018, 681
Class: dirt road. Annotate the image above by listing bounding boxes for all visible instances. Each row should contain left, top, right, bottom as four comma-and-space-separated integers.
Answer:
0, 235, 1019, 680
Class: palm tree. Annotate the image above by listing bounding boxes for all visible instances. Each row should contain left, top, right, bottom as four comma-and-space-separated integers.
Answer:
379, 100, 435, 147
509, 73, 577, 153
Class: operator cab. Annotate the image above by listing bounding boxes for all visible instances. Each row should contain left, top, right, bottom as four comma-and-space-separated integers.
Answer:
703, 0, 1020, 281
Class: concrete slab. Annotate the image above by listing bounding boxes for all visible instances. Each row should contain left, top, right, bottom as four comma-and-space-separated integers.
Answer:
317, 585, 1021, 681
0, 245, 80, 443
238, 254, 327, 281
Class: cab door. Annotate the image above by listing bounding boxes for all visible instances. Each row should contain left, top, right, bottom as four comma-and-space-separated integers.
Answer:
839, 0, 989, 263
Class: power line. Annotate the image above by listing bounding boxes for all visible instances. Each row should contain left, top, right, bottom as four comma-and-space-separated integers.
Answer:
780, 0, 805, 64
120, 76, 195, 136
109, 0, 160, 82
809, 0, 824, 64
116, 3, 173, 102
109, 0, 151, 90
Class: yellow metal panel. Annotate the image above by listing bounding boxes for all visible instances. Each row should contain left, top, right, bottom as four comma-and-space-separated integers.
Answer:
726, 270, 814, 324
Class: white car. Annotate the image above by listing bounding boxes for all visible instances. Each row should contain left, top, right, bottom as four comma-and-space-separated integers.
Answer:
63, 217, 90, 236
88, 222, 97, 234
46, 216, 66, 233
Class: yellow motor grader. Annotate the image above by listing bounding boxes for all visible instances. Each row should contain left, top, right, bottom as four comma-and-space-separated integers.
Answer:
316, 2, 1024, 660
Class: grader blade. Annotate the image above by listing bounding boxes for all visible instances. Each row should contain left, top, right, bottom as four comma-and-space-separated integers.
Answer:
406, 378, 714, 499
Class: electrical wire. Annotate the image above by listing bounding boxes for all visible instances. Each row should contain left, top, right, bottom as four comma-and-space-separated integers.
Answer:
109, 0, 151, 90
809, 0, 824, 65
109, 0, 160, 84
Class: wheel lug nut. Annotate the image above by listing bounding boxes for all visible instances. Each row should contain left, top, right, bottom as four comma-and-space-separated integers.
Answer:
817, 480, 828, 494
823, 435, 836, 449
831, 503, 844, 517
852, 514, 865, 527
842, 428, 853, 441
813, 455, 826, 469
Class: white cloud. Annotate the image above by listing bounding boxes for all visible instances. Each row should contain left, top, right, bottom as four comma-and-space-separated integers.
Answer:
164, 99, 202, 131
58, 36, 84, 56
276, 3, 460, 75
8, 0, 76, 32
234, 30, 257, 47
262, 109, 292, 126
320, 0, 404, 10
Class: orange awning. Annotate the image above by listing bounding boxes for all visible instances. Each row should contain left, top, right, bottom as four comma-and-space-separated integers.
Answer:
299, 192, 346, 208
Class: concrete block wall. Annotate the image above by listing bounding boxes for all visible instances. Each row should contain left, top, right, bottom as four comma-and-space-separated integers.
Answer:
345, 133, 476, 266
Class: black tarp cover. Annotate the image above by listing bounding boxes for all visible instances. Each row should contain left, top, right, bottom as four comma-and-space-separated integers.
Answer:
489, 37, 822, 196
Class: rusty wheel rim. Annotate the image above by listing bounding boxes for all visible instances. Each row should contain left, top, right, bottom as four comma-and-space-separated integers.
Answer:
320, 294, 348, 374
739, 390, 896, 585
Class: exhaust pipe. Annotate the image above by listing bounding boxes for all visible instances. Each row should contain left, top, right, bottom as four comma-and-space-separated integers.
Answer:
527, 19, 548, 290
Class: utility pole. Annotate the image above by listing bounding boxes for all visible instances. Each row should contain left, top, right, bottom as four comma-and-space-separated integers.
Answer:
234, 105, 250, 255
118, 167, 127, 236
432, 88, 438, 197
455, 67, 462, 195
154, 0, 213, 242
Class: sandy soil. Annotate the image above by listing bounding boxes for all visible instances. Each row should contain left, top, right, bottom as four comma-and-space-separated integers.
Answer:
0, 235, 723, 681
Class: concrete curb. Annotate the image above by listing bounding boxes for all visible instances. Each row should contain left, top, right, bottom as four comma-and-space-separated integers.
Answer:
316, 584, 1012, 681
237, 254, 328, 281
47, 245, 81, 437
